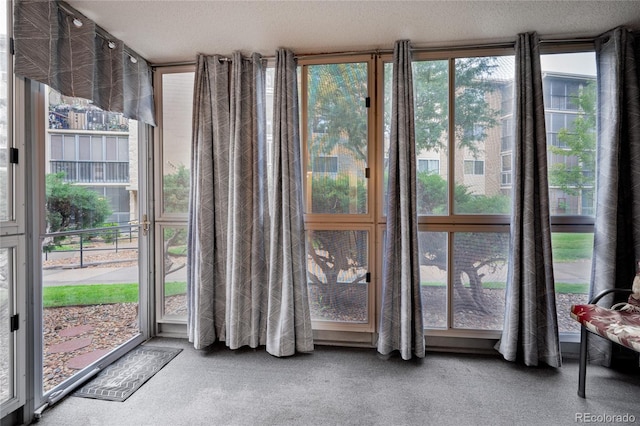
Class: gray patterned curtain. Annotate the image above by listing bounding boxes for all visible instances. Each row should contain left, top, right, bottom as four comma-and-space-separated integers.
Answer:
14, 0, 156, 125
188, 55, 230, 349
188, 50, 313, 356
496, 32, 561, 367
266, 49, 314, 356
123, 51, 156, 126
377, 40, 424, 360
14, 0, 95, 100
226, 52, 269, 349
93, 37, 124, 112
589, 27, 640, 365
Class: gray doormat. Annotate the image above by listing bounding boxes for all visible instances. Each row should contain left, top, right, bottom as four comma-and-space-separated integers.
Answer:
73, 345, 182, 402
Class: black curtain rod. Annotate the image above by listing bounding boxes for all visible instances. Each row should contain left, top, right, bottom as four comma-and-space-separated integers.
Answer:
151, 36, 603, 69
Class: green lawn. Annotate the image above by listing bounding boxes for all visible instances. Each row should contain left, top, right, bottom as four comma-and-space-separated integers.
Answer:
43, 276, 589, 308
43, 281, 187, 308
551, 233, 594, 262
168, 246, 187, 256
421, 281, 588, 294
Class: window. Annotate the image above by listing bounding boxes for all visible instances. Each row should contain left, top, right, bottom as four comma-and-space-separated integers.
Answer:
545, 77, 582, 111
159, 71, 193, 216
0, 0, 24, 414
385, 52, 514, 331
304, 61, 369, 216
501, 154, 512, 186
151, 46, 594, 345
541, 51, 596, 334
312, 156, 338, 174
49, 134, 130, 184
302, 58, 374, 331
463, 160, 484, 175
418, 159, 439, 174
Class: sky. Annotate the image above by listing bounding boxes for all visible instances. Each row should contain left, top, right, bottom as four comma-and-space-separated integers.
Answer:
540, 52, 596, 77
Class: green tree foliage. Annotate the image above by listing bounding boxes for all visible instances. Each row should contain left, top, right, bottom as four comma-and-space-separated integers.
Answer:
161, 164, 190, 277
311, 174, 366, 215
163, 164, 190, 213
548, 82, 596, 199
386, 58, 500, 155
450, 58, 500, 156
46, 172, 112, 234
307, 63, 368, 162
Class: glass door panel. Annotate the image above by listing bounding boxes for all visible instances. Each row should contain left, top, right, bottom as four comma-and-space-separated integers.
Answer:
41, 89, 145, 394
0, 246, 15, 405
160, 225, 187, 320
155, 69, 194, 324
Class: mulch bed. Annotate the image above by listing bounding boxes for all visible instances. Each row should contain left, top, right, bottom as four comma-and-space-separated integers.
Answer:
41, 287, 585, 391
308, 285, 585, 333
39, 240, 587, 392
43, 304, 138, 392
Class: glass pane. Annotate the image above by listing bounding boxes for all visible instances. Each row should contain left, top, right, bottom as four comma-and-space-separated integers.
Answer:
161, 72, 193, 215
91, 137, 103, 161
42, 226, 140, 392
44, 90, 139, 392
118, 138, 129, 162
552, 233, 592, 333
306, 230, 368, 323
0, 247, 14, 405
78, 136, 90, 161
412, 60, 451, 215
50, 135, 63, 160
542, 52, 597, 217
0, 0, 8, 223
452, 232, 508, 330
105, 136, 117, 161
306, 63, 368, 215
453, 56, 514, 215
63, 137, 76, 161
418, 231, 448, 329
162, 226, 187, 318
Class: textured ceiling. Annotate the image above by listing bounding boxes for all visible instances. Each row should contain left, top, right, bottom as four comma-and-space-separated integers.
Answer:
65, 0, 640, 65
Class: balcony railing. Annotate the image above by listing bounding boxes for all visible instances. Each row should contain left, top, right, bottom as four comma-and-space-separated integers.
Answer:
50, 161, 129, 183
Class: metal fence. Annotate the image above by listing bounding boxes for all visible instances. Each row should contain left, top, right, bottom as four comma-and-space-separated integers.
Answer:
43, 225, 139, 268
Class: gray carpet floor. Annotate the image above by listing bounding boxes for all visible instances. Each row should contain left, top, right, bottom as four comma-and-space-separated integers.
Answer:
37, 337, 640, 426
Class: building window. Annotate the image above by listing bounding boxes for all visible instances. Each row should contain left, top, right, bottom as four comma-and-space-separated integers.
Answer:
48, 134, 130, 184
417, 159, 440, 174
463, 159, 484, 175
312, 156, 338, 174
501, 154, 512, 186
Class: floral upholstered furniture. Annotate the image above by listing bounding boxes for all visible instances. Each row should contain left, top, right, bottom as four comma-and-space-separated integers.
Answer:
570, 288, 637, 398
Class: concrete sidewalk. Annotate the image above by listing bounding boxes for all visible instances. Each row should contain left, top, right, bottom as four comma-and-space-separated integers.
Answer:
42, 265, 187, 286
41, 260, 589, 286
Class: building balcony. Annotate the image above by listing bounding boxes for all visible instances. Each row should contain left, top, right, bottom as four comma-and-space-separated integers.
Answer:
50, 161, 129, 183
